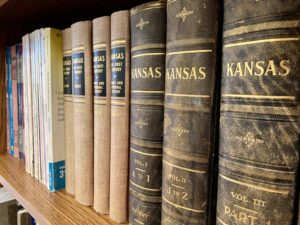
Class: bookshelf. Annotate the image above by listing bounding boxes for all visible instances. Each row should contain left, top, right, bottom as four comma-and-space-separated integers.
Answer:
0, 154, 123, 225
0, 0, 148, 224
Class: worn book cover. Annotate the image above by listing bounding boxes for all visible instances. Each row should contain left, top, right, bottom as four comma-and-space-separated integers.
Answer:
129, 1, 166, 225
71, 21, 94, 205
217, 0, 300, 225
109, 10, 130, 223
93, 16, 111, 214
162, 0, 219, 224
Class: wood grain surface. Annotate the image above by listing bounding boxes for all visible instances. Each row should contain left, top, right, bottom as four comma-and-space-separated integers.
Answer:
0, 23, 7, 154
0, 153, 129, 225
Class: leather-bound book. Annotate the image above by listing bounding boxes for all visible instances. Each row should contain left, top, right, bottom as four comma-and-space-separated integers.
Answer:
217, 1, 300, 225
129, 1, 166, 225
71, 21, 94, 205
162, 0, 219, 224
109, 10, 130, 223
62, 28, 75, 195
93, 16, 111, 214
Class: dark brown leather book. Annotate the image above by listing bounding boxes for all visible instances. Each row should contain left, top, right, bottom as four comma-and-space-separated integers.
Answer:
71, 21, 94, 206
217, 1, 300, 225
109, 10, 130, 223
62, 28, 75, 196
93, 16, 111, 215
162, 0, 219, 224
129, 1, 166, 225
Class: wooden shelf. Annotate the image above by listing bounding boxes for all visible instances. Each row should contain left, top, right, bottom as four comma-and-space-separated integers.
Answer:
0, 153, 127, 225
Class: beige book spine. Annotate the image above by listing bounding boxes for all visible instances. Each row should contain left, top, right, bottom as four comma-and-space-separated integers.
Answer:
109, 10, 130, 223
62, 28, 75, 195
71, 21, 94, 206
93, 16, 111, 214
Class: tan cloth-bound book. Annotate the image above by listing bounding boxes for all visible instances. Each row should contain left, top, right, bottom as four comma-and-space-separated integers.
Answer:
93, 16, 111, 214
62, 28, 75, 196
109, 10, 130, 223
71, 21, 94, 206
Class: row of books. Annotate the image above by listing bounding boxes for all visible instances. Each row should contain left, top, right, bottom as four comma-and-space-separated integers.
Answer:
22, 29, 65, 190
5, 0, 299, 224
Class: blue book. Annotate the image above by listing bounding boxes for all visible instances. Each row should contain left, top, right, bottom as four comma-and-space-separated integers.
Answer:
6, 47, 14, 156
31, 218, 36, 225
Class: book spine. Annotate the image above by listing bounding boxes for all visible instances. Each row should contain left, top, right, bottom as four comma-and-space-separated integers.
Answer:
217, 1, 300, 225
22, 35, 28, 172
16, 43, 24, 160
129, 1, 166, 225
40, 29, 47, 185
93, 16, 111, 214
71, 21, 94, 205
109, 10, 130, 223
11, 45, 19, 158
5, 50, 10, 154
162, 0, 219, 224
30, 31, 39, 179
45, 28, 65, 192
62, 28, 75, 195
27, 34, 33, 175
7, 47, 14, 156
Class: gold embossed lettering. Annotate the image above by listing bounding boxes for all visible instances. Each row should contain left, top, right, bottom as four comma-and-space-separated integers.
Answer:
132, 206, 149, 220
253, 198, 266, 207
235, 62, 243, 76
279, 60, 290, 76
167, 186, 189, 201
231, 192, 249, 203
93, 55, 105, 62
111, 52, 124, 60
169, 174, 186, 184
224, 205, 258, 225
166, 67, 206, 80
131, 67, 162, 79
264, 60, 277, 75
64, 59, 71, 66
244, 61, 254, 76
254, 61, 264, 76
226, 60, 291, 77
227, 63, 235, 76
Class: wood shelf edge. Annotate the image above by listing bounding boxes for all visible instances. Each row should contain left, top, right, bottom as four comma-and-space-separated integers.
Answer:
0, 153, 127, 225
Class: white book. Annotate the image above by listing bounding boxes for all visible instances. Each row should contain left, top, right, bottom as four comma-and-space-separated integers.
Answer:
28, 33, 34, 177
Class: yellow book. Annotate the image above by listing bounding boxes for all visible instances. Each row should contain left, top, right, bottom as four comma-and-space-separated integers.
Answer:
44, 28, 65, 192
